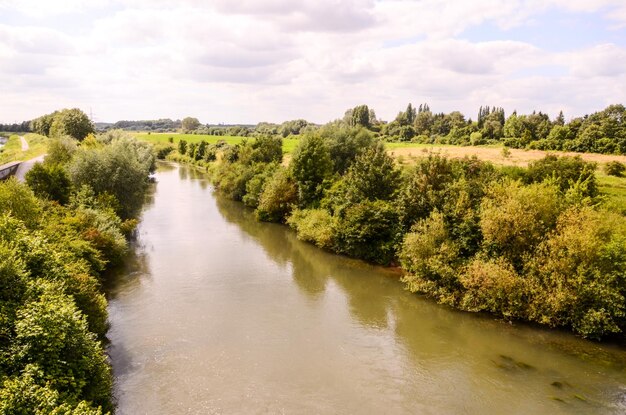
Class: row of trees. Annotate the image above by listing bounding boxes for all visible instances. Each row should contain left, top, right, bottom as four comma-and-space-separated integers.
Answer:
377, 103, 626, 154
0, 127, 154, 412
30, 108, 95, 141
177, 124, 625, 340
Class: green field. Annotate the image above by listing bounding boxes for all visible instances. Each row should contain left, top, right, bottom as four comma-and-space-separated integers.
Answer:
133, 132, 301, 154
0, 133, 48, 165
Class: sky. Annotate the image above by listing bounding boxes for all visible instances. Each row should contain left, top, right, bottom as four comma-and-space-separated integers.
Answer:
0, 0, 625, 124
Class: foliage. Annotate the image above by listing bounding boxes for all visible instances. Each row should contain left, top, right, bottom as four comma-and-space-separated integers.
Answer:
25, 163, 72, 205
525, 154, 597, 197
45, 136, 78, 166
68, 138, 153, 218
0, 178, 41, 228
334, 200, 401, 265
47, 109, 94, 141
256, 168, 298, 223
287, 208, 336, 250
605, 161, 626, 177
290, 134, 332, 207
181, 117, 201, 132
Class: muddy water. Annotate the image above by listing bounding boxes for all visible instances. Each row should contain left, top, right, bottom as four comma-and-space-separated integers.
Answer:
107, 163, 626, 414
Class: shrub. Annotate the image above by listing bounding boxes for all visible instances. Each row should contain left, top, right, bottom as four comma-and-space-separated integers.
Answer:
459, 257, 526, 318
25, 162, 72, 205
524, 207, 626, 338
400, 210, 462, 304
0, 178, 41, 228
45, 136, 78, 166
605, 161, 625, 177
256, 168, 298, 223
480, 179, 563, 267
287, 209, 336, 249
525, 154, 597, 197
334, 199, 401, 265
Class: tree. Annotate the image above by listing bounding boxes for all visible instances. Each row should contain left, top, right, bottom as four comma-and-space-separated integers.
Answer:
290, 134, 332, 207
178, 139, 188, 155
350, 105, 371, 128
256, 168, 298, 222
49, 109, 94, 141
341, 143, 400, 203
13, 286, 112, 411
68, 139, 152, 219
25, 162, 72, 205
181, 117, 201, 132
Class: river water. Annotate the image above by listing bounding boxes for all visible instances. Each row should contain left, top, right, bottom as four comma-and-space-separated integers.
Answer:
107, 163, 626, 414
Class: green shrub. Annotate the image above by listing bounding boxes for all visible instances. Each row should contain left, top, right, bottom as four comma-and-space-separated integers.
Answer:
400, 210, 462, 304
287, 208, 336, 249
524, 207, 626, 338
256, 168, 297, 223
25, 162, 72, 205
480, 179, 563, 267
605, 160, 625, 177
334, 200, 401, 265
525, 154, 597, 197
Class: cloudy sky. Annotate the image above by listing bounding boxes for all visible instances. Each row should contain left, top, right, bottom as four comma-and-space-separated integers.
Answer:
1, 0, 625, 124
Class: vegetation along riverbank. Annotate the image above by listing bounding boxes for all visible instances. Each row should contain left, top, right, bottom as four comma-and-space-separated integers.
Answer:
156, 104, 626, 342
0, 109, 153, 413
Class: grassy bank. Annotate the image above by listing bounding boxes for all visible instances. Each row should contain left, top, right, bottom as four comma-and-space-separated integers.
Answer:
0, 133, 48, 165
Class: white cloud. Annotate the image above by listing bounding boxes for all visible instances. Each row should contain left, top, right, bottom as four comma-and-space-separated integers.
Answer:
0, 0, 624, 123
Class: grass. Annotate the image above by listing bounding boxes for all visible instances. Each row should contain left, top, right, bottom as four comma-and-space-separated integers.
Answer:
0, 133, 48, 165
133, 132, 301, 154
597, 172, 626, 213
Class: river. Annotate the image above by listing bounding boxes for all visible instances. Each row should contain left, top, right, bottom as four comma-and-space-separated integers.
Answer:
107, 163, 626, 414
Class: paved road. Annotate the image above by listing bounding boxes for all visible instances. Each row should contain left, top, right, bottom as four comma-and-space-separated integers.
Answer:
20, 135, 28, 151
15, 155, 44, 182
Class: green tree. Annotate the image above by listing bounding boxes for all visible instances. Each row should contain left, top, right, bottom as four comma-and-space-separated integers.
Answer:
49, 109, 94, 141
341, 143, 399, 204
13, 286, 112, 411
178, 139, 188, 155
181, 117, 201, 132
290, 134, 332, 207
68, 139, 151, 219
25, 163, 72, 205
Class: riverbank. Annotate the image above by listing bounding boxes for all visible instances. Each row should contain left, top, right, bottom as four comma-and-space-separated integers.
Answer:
161, 132, 626, 341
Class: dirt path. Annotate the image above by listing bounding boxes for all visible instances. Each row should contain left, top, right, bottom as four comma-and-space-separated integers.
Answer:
20, 135, 28, 151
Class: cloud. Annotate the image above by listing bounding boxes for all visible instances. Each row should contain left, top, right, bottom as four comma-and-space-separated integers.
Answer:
0, 0, 624, 123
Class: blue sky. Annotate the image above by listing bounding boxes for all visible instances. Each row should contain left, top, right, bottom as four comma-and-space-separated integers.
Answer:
0, 0, 625, 124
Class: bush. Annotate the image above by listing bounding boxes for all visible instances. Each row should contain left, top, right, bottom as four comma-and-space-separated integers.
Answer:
524, 207, 626, 338
525, 155, 597, 197
334, 200, 401, 265
480, 179, 563, 267
459, 257, 526, 318
256, 168, 298, 222
605, 161, 625, 177
14, 285, 112, 410
287, 208, 336, 249
45, 136, 77, 166
25, 162, 72, 204
68, 139, 152, 219
400, 210, 462, 304
0, 178, 41, 228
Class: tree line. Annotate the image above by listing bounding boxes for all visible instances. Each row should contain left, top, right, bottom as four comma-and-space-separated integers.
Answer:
0, 117, 154, 412
161, 121, 626, 340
